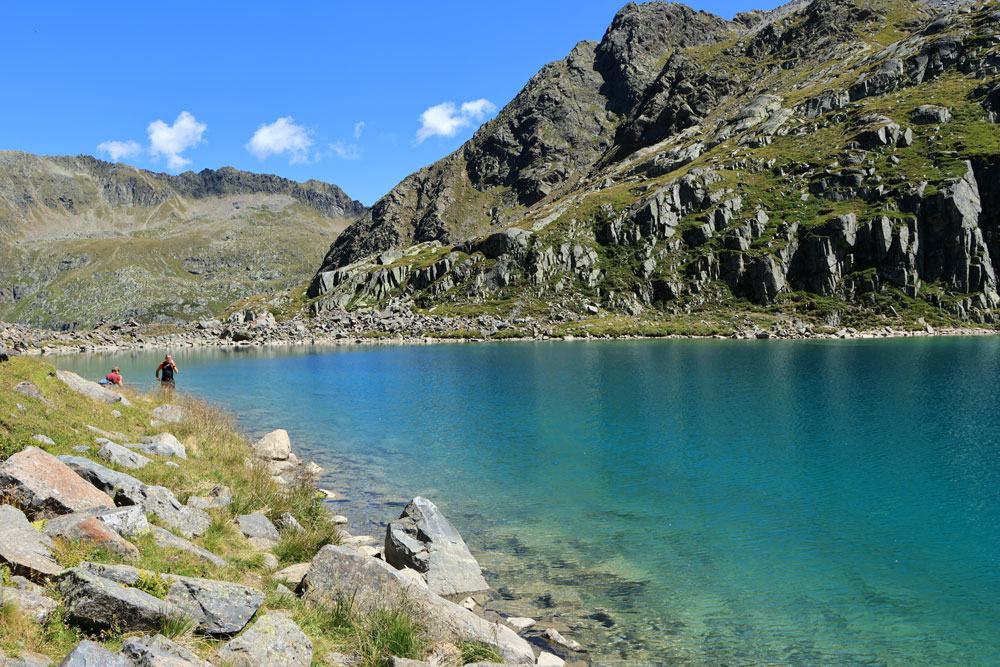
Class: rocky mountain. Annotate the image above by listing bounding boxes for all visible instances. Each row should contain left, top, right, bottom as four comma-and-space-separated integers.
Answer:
0, 152, 365, 328
310, 0, 1000, 331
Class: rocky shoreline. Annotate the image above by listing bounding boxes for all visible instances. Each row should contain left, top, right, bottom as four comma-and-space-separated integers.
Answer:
2, 307, 998, 357
0, 359, 590, 666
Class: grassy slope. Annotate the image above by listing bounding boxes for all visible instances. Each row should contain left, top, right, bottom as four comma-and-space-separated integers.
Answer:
0, 356, 434, 667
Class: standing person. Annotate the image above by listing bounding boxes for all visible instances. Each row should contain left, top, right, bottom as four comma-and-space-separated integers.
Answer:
155, 354, 178, 393
106, 366, 123, 387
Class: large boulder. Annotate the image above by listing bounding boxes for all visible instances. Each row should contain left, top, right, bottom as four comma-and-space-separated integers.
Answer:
217, 614, 313, 667
58, 640, 131, 667
236, 513, 280, 541
43, 513, 140, 560
98, 441, 152, 470
0, 447, 115, 519
59, 568, 180, 633
384, 497, 488, 598
300, 545, 532, 665
165, 575, 266, 636
0, 505, 61, 579
56, 370, 131, 406
253, 430, 291, 460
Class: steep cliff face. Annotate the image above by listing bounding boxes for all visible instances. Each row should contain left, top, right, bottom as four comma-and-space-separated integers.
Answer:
0, 152, 365, 328
309, 0, 1000, 330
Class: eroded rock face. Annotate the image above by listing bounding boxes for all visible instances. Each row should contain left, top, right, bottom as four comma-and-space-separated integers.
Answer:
0, 447, 114, 519
384, 497, 489, 598
217, 614, 313, 667
300, 545, 532, 665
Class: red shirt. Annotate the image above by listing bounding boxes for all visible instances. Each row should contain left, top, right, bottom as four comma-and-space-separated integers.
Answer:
106, 372, 122, 385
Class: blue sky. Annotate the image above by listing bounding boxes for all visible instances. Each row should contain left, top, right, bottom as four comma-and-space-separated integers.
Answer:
0, 0, 780, 205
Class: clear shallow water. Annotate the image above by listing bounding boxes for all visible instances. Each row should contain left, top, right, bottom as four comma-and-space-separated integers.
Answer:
59, 339, 1000, 666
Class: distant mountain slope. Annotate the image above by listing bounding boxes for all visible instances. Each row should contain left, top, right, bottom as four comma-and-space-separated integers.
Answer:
0, 152, 365, 328
309, 0, 1000, 331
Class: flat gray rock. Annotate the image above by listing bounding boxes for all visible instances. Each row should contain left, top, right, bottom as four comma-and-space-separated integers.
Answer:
217, 613, 313, 667
31, 434, 55, 446
151, 405, 185, 423
0, 586, 58, 623
86, 425, 128, 441
120, 633, 211, 666
60, 567, 180, 633
56, 370, 130, 406
134, 433, 187, 459
237, 513, 280, 541
7, 650, 54, 667
0, 447, 115, 520
151, 526, 227, 567
384, 496, 488, 598
301, 545, 532, 664
57, 455, 146, 504
165, 575, 266, 636
98, 441, 152, 470
186, 485, 231, 510
0, 504, 62, 579
57, 640, 130, 667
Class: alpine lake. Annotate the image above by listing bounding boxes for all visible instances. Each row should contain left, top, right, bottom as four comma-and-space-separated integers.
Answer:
57, 336, 1000, 666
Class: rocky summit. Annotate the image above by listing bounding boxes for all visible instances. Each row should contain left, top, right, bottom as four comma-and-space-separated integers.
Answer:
310, 0, 1000, 331
0, 152, 365, 329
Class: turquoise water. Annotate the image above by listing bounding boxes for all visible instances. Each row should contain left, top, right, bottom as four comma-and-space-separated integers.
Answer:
58, 338, 1000, 665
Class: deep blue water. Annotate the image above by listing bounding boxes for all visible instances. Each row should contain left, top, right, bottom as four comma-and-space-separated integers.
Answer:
58, 338, 1000, 665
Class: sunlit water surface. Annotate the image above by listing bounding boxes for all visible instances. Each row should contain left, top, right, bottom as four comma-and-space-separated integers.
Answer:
58, 338, 1000, 665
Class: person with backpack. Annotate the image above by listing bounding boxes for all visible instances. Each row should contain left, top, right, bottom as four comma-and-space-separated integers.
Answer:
155, 354, 178, 392
106, 366, 123, 386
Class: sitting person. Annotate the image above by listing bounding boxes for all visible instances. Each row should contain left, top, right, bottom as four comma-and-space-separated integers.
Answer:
106, 366, 123, 386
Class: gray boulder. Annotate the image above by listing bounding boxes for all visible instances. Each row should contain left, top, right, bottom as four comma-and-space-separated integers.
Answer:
253, 429, 291, 460
98, 441, 152, 470
58, 641, 130, 667
217, 614, 313, 667
151, 527, 227, 567
151, 405, 185, 423
59, 567, 180, 633
0, 504, 62, 579
120, 634, 211, 667
237, 513, 280, 541
56, 370, 130, 406
912, 104, 951, 124
0, 586, 58, 622
165, 575, 266, 636
301, 545, 532, 665
57, 455, 147, 504
0, 447, 115, 519
31, 434, 55, 446
384, 497, 489, 598
14, 382, 52, 407
186, 485, 232, 510
133, 433, 187, 459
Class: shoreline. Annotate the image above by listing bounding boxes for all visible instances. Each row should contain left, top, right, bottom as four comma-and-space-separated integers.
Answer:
3, 312, 998, 357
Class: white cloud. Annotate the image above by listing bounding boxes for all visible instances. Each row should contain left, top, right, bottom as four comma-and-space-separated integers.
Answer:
148, 111, 207, 170
96, 140, 141, 162
353, 121, 366, 139
330, 141, 361, 160
246, 116, 313, 163
416, 98, 497, 143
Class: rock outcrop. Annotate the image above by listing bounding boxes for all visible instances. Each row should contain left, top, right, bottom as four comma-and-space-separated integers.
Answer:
384, 497, 489, 598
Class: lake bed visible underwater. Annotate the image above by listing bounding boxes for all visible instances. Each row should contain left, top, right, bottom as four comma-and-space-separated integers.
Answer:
58, 338, 1000, 665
